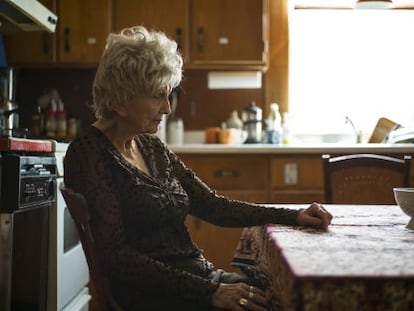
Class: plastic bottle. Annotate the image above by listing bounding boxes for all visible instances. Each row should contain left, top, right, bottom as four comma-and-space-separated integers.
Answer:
67, 117, 78, 141
31, 105, 42, 138
265, 103, 282, 144
281, 112, 292, 144
56, 100, 67, 140
45, 99, 57, 138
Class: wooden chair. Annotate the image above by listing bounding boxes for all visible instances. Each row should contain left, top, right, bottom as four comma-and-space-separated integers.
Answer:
60, 186, 124, 311
323, 154, 411, 204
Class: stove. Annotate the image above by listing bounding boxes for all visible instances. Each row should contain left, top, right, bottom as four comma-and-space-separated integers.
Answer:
0, 138, 90, 311
0, 152, 56, 310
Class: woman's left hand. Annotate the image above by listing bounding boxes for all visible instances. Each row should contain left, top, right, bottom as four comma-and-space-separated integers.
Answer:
296, 202, 333, 230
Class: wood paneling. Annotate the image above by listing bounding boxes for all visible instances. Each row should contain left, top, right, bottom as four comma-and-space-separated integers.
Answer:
264, 0, 289, 116
176, 70, 264, 130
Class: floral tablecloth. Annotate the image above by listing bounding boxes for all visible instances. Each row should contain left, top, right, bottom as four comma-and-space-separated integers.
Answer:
232, 205, 414, 311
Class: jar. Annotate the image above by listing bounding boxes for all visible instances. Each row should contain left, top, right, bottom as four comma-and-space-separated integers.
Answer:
226, 110, 243, 129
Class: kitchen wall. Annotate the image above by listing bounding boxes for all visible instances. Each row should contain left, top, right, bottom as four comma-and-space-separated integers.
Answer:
15, 68, 265, 132
15, 68, 95, 131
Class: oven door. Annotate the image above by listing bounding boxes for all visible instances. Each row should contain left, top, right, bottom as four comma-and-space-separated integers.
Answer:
0, 203, 50, 311
48, 179, 90, 310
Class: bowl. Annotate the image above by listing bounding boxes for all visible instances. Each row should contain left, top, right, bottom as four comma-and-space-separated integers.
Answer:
393, 187, 414, 229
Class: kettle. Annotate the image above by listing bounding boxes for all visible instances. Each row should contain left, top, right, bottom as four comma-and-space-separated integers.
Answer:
241, 102, 263, 143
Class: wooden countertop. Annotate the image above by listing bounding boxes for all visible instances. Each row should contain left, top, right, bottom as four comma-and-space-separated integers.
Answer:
170, 143, 414, 154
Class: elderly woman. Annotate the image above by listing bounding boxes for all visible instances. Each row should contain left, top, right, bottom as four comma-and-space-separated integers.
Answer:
64, 26, 332, 311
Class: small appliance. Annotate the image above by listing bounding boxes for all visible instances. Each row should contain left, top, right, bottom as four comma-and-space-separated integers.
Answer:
241, 102, 263, 143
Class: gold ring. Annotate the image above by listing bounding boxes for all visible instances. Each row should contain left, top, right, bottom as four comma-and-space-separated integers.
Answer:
248, 291, 254, 298
239, 298, 248, 306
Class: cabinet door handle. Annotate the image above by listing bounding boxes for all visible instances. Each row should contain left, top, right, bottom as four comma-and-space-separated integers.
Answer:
42, 33, 49, 54
176, 27, 183, 53
64, 27, 71, 53
215, 169, 240, 178
197, 27, 204, 53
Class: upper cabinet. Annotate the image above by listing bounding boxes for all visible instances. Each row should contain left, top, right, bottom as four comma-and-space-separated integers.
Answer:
113, 0, 269, 70
4, 0, 268, 69
57, 0, 111, 64
113, 0, 190, 63
4, 0, 110, 66
3, 0, 56, 64
190, 0, 268, 68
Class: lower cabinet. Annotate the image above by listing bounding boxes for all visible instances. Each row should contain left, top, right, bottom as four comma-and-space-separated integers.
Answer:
180, 154, 267, 272
185, 216, 243, 273
270, 155, 325, 204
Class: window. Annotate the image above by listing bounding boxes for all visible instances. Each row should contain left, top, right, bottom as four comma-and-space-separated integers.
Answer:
289, 8, 414, 140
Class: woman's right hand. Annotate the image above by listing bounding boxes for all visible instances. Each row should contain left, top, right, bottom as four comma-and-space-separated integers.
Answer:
211, 282, 269, 311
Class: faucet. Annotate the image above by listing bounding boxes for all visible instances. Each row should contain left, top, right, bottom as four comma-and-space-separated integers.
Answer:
345, 116, 362, 143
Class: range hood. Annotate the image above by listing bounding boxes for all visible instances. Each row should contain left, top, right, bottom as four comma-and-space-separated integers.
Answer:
0, 0, 57, 33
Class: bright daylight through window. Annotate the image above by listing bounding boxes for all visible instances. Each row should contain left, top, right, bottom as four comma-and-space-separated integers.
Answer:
288, 6, 414, 143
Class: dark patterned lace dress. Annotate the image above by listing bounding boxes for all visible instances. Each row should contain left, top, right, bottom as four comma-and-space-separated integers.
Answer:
64, 126, 300, 310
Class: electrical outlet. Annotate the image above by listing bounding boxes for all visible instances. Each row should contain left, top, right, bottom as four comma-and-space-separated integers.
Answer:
284, 163, 298, 185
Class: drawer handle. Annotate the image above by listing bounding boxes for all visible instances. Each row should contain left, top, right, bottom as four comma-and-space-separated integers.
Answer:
64, 27, 71, 53
176, 27, 183, 52
215, 170, 240, 178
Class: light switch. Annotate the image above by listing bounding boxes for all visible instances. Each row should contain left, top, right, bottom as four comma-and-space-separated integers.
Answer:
284, 163, 298, 185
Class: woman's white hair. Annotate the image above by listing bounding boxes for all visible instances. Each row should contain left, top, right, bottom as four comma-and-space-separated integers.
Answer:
91, 26, 183, 119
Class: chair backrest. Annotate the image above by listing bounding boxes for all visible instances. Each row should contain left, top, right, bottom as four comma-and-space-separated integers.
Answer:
323, 153, 411, 204
60, 186, 124, 311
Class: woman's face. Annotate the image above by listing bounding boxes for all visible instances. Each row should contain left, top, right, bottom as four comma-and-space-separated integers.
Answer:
120, 89, 171, 134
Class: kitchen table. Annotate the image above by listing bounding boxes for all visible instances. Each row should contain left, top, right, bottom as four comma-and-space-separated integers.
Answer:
232, 205, 414, 310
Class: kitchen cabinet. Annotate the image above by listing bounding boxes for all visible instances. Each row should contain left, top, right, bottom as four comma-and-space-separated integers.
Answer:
190, 0, 268, 67
181, 154, 267, 272
113, 0, 269, 69
4, 0, 110, 65
270, 155, 325, 204
57, 0, 110, 64
3, 0, 56, 64
112, 0, 189, 62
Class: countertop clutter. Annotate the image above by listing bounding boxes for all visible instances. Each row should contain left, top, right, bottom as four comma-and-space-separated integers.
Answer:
170, 143, 414, 154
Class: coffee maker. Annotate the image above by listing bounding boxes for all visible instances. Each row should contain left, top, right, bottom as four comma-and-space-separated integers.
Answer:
242, 102, 263, 143
0, 67, 19, 137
